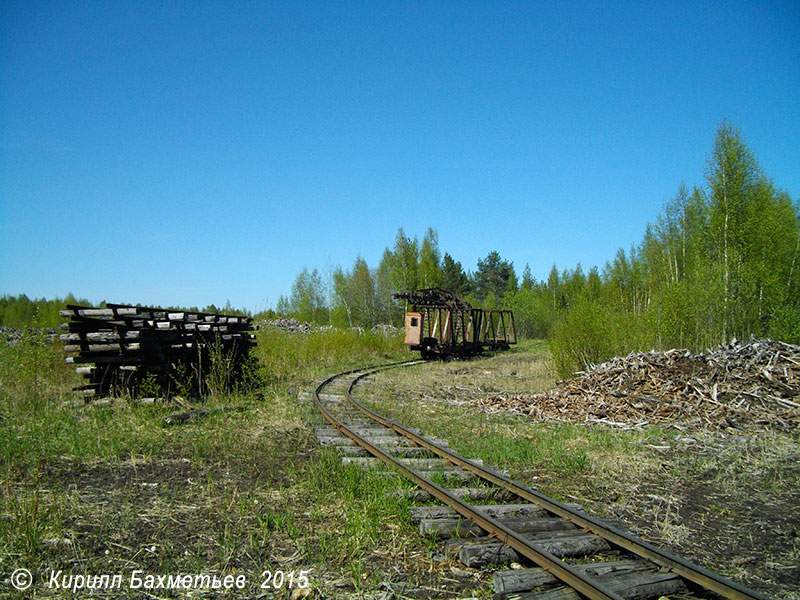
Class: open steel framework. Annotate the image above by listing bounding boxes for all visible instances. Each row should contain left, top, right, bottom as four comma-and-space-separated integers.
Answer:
394, 288, 516, 357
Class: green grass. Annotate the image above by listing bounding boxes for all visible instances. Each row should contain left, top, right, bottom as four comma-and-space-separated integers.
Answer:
0, 326, 435, 598
254, 325, 407, 386
360, 388, 638, 500
0, 326, 405, 471
354, 346, 646, 499
302, 450, 414, 561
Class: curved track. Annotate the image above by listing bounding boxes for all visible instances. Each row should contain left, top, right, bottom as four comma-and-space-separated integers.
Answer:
313, 361, 772, 600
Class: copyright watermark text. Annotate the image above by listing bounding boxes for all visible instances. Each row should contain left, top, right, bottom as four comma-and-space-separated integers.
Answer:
5, 568, 311, 593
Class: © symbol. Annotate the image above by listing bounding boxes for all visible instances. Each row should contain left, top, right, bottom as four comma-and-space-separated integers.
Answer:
11, 568, 33, 591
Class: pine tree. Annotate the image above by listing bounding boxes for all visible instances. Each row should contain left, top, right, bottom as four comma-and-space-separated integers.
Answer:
521, 264, 535, 291
473, 251, 516, 303
441, 253, 470, 296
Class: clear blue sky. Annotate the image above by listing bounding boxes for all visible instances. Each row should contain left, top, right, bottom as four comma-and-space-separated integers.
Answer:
2, 1, 798, 313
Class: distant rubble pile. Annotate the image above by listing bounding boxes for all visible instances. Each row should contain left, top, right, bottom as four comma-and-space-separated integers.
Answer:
371, 323, 400, 336
260, 317, 315, 333
258, 318, 399, 336
1, 326, 59, 344
480, 338, 800, 432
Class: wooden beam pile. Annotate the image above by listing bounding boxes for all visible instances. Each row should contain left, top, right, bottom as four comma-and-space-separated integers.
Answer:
59, 303, 256, 399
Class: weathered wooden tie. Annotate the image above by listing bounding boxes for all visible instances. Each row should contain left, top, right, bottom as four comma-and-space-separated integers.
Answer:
492, 559, 687, 600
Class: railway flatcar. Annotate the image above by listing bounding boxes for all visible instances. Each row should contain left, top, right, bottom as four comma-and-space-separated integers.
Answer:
393, 288, 516, 359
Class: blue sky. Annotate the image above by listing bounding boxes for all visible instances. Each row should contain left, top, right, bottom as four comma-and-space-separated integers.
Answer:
2, 1, 798, 312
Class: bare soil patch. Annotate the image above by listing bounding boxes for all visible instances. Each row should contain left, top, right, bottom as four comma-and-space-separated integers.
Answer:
5, 427, 320, 596
3, 397, 491, 599
590, 431, 800, 598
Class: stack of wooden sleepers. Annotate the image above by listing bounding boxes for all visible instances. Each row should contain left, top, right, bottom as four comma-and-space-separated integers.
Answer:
59, 303, 256, 399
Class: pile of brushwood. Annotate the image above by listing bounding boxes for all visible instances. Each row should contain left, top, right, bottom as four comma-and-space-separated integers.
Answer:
480, 338, 799, 432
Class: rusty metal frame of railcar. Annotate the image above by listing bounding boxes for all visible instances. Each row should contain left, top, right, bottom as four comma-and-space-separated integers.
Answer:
393, 288, 472, 310
479, 309, 516, 346
343, 367, 772, 600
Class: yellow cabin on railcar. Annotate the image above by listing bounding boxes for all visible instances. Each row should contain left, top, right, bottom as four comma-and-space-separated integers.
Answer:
404, 312, 423, 346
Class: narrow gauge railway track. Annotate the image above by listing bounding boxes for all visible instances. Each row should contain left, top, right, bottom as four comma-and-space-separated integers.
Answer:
313, 362, 773, 600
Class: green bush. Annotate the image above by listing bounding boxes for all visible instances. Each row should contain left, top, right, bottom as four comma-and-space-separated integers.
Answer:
549, 298, 650, 378
0, 330, 74, 415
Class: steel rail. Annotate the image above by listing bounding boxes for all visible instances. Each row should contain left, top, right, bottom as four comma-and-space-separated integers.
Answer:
314, 365, 625, 600
343, 367, 773, 600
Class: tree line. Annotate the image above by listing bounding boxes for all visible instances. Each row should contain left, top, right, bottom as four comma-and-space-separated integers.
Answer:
0, 294, 89, 329
0, 294, 251, 329
546, 122, 799, 375
275, 227, 522, 329
280, 122, 799, 375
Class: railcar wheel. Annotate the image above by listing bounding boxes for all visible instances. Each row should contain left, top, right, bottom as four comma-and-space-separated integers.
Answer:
420, 337, 437, 360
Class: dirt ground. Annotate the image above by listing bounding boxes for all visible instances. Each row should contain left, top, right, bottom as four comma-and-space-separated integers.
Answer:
4, 408, 491, 599
597, 431, 800, 595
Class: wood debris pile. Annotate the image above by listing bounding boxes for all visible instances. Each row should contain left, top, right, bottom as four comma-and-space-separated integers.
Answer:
479, 339, 800, 432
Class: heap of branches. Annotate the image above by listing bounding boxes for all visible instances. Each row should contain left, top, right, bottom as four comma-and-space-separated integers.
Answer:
480, 339, 800, 432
